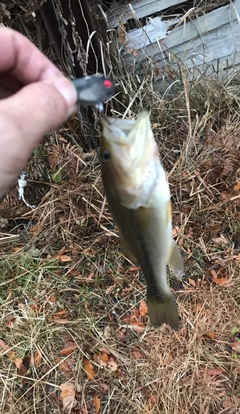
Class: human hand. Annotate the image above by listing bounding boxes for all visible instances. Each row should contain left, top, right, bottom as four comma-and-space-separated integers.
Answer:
0, 26, 77, 197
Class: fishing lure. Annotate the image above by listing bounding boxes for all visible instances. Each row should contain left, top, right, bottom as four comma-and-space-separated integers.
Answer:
73, 74, 115, 110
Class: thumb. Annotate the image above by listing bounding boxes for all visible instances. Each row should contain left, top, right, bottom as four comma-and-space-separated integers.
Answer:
2, 76, 77, 140
0, 77, 77, 196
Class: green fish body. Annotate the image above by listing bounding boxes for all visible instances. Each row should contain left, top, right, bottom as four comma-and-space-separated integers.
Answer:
100, 111, 184, 329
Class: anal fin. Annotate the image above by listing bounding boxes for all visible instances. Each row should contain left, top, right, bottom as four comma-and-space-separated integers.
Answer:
167, 240, 184, 281
119, 234, 139, 266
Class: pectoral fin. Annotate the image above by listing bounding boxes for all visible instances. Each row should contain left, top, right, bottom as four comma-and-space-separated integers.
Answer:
167, 240, 184, 281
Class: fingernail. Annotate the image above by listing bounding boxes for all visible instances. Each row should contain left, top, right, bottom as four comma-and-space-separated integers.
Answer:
53, 78, 77, 108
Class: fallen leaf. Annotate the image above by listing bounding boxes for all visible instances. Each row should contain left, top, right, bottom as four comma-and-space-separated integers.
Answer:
13, 247, 22, 252
105, 285, 116, 294
205, 367, 223, 376
29, 303, 39, 312
205, 331, 216, 340
107, 359, 118, 372
188, 277, 197, 288
0, 339, 10, 352
210, 269, 218, 279
14, 357, 23, 369
83, 358, 95, 380
60, 382, 77, 412
222, 396, 240, 410
227, 342, 240, 354
57, 255, 72, 262
93, 395, 100, 414
48, 295, 56, 303
130, 350, 143, 360
32, 348, 42, 367
99, 351, 109, 365
139, 299, 148, 317
53, 318, 71, 324
146, 394, 158, 410
234, 181, 240, 191
15, 357, 29, 375
4, 317, 16, 327
59, 342, 77, 356
97, 383, 109, 394
122, 315, 146, 331
8, 350, 16, 360
57, 357, 74, 374
212, 278, 229, 285
129, 267, 140, 272
212, 234, 228, 246
53, 310, 66, 317
129, 322, 146, 333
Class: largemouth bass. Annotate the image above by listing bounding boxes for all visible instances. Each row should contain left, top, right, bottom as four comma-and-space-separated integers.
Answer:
100, 111, 184, 329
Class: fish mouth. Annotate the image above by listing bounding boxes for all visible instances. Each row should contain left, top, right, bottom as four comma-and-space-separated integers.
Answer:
102, 111, 150, 148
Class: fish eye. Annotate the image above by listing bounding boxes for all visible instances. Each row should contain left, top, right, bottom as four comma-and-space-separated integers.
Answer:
102, 150, 111, 161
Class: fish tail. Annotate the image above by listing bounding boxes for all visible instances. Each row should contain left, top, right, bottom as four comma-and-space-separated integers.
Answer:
147, 290, 179, 330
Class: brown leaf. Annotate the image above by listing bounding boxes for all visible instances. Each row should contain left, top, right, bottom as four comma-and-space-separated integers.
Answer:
188, 277, 197, 287
0, 339, 10, 352
130, 322, 146, 332
146, 394, 158, 410
13, 247, 22, 252
32, 348, 42, 367
57, 357, 74, 374
212, 234, 228, 246
227, 342, 240, 354
139, 299, 148, 317
93, 395, 100, 414
105, 285, 116, 294
57, 255, 72, 262
205, 331, 216, 340
83, 358, 95, 380
107, 359, 118, 372
60, 382, 77, 412
53, 318, 71, 324
234, 181, 240, 191
14, 358, 23, 369
15, 358, 28, 375
53, 310, 66, 317
4, 317, 16, 327
129, 267, 140, 272
8, 350, 16, 360
122, 315, 146, 332
210, 269, 218, 279
205, 367, 223, 376
212, 278, 228, 285
99, 351, 109, 365
59, 342, 77, 356
130, 350, 143, 360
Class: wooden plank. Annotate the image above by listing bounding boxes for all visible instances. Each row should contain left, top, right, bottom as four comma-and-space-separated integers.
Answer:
144, 18, 240, 71
107, 0, 185, 29
123, 0, 240, 66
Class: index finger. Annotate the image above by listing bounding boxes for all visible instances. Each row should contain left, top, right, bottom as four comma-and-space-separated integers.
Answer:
0, 26, 63, 84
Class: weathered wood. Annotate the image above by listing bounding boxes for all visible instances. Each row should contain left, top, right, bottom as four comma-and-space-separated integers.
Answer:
107, 0, 185, 28
121, 0, 240, 80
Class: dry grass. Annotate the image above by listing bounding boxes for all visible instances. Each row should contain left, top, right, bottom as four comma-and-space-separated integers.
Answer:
1, 68, 240, 413
1, 2, 240, 413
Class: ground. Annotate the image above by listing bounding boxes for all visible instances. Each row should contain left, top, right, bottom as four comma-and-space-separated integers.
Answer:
0, 1, 240, 413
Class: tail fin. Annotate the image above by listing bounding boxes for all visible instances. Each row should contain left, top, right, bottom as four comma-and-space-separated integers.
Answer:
147, 290, 179, 330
